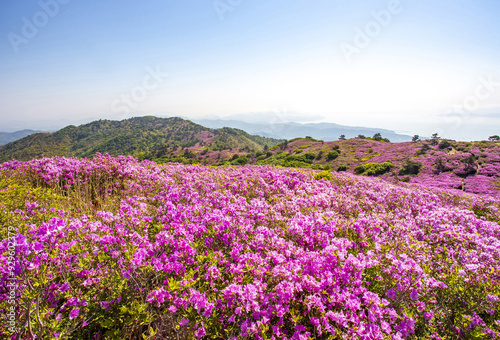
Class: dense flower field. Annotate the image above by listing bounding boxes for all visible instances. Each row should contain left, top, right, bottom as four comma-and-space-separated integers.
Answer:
256, 138, 500, 198
1, 154, 499, 339
352, 140, 500, 198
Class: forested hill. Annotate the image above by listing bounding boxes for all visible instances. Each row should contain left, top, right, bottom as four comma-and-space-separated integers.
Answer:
0, 116, 283, 162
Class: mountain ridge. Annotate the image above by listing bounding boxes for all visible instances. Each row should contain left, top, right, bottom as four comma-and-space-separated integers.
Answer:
0, 129, 43, 145
0, 116, 283, 162
191, 118, 414, 142
2, 114, 414, 143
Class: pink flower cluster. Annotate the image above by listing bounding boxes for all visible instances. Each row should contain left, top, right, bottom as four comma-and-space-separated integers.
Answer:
329, 139, 500, 198
0, 155, 499, 339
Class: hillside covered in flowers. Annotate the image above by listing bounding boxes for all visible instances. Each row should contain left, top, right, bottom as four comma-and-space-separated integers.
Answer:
212, 138, 500, 199
0, 155, 499, 339
1, 117, 499, 199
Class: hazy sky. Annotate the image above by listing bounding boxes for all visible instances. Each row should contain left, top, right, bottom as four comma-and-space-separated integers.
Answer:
1, 0, 500, 140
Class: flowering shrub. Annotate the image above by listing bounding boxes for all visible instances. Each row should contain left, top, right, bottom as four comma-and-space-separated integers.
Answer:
0, 154, 499, 339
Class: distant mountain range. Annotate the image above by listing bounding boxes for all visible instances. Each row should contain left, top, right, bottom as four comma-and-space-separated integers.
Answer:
192, 118, 413, 142
0, 130, 43, 146
2, 113, 414, 144
0, 116, 282, 162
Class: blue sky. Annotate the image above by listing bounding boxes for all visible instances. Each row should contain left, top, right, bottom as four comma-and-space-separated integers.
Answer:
1, 0, 500, 140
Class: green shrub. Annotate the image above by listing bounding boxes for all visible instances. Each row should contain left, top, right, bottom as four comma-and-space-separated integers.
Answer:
327, 151, 339, 161
439, 140, 452, 149
231, 156, 249, 165
304, 152, 317, 161
399, 160, 422, 175
337, 164, 347, 172
416, 143, 430, 155
354, 164, 366, 174
286, 154, 312, 164
355, 162, 394, 176
304, 136, 321, 142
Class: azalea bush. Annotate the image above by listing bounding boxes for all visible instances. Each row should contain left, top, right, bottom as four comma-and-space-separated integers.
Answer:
0, 154, 499, 339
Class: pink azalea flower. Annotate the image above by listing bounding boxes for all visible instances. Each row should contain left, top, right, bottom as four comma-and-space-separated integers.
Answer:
69, 308, 79, 320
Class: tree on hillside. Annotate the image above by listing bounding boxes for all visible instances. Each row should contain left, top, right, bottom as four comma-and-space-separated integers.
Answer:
338, 134, 346, 140
280, 140, 288, 150
488, 135, 500, 141
372, 133, 382, 141
412, 135, 420, 142
430, 133, 440, 145
357, 134, 366, 139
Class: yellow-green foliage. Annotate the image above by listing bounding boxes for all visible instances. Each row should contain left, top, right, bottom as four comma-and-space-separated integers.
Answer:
313, 170, 332, 181
361, 153, 381, 161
